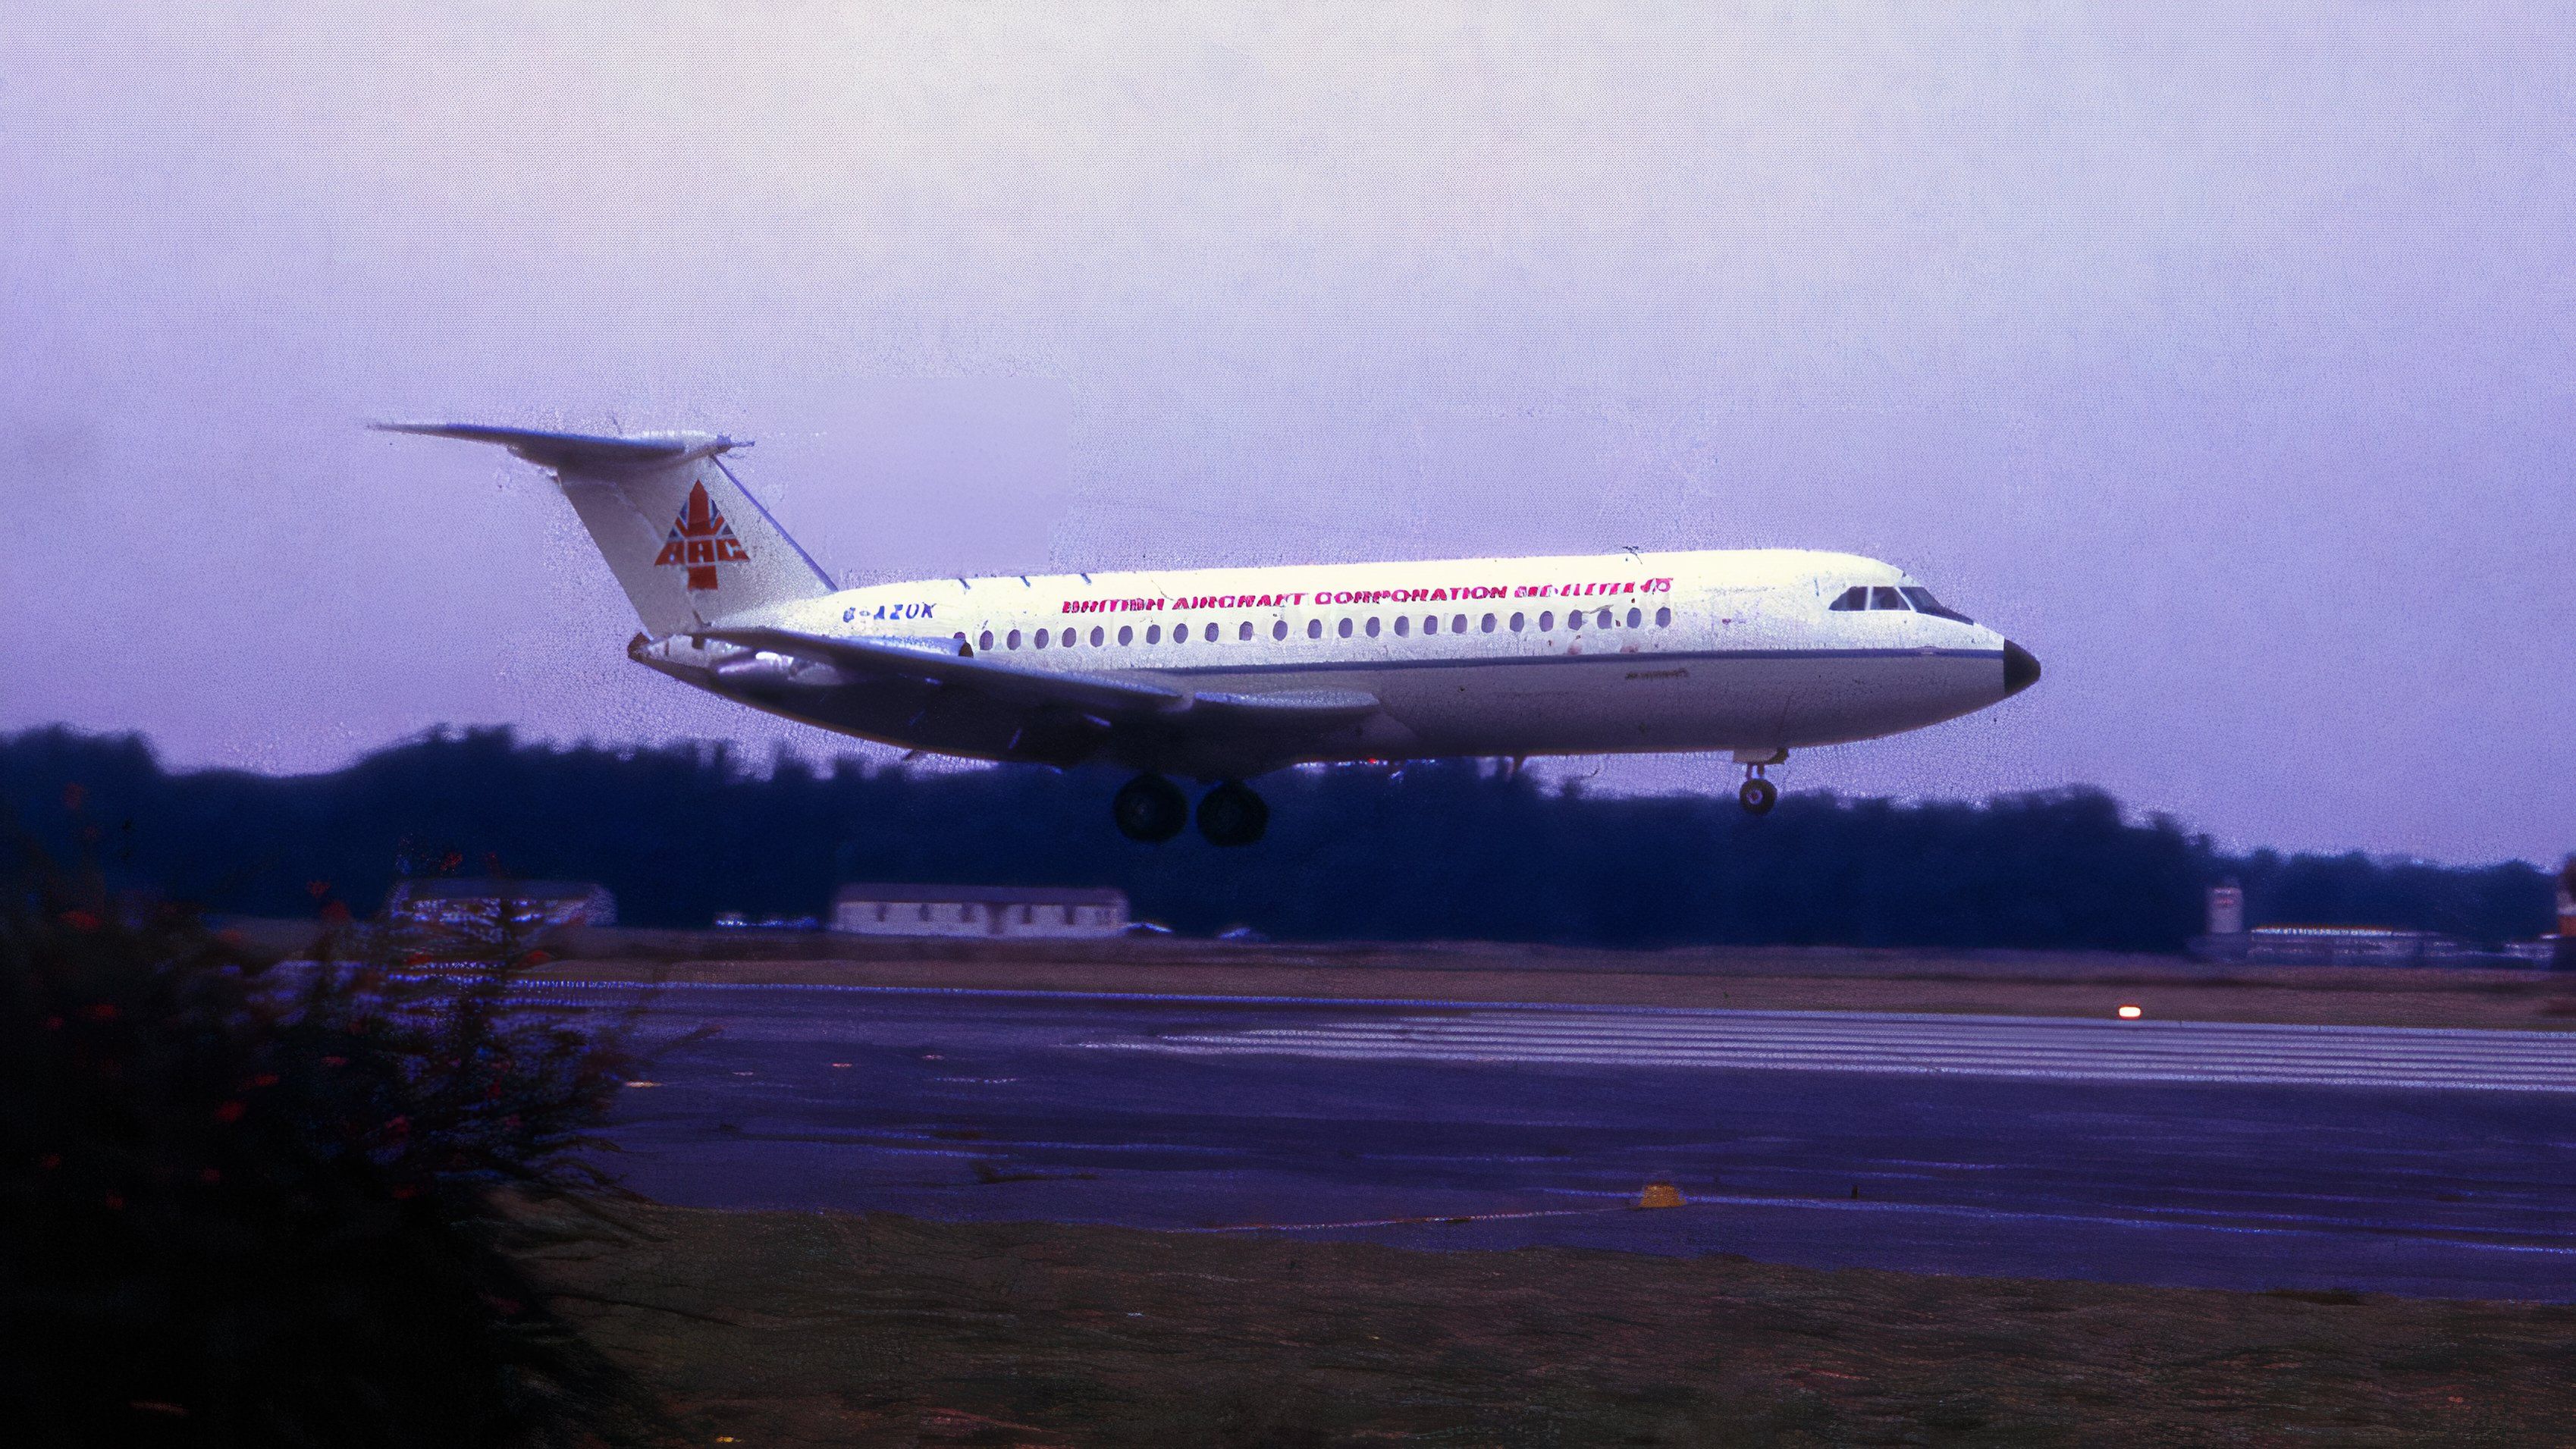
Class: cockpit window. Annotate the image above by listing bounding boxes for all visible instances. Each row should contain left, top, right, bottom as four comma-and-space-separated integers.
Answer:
1900, 586, 1974, 623
1870, 586, 1906, 610
1829, 586, 1868, 611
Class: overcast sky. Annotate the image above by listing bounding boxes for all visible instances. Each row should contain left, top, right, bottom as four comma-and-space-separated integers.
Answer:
7, 4, 2569, 864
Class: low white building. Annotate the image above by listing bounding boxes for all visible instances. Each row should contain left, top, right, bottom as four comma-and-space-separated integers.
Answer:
830, 883, 1128, 939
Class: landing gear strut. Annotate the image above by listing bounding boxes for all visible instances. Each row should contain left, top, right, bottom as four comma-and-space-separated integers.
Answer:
1195, 779, 1269, 847
1112, 773, 1189, 843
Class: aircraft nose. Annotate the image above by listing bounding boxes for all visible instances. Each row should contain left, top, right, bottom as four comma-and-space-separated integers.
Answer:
2002, 640, 2042, 697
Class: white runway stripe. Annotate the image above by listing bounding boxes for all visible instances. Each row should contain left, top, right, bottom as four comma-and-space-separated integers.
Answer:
1086, 1009, 2576, 1093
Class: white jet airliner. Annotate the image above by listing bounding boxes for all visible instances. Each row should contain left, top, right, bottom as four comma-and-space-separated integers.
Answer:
381, 422, 2038, 845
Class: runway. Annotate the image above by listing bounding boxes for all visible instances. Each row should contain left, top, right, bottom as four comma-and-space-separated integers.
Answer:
558, 982, 2576, 1300
1091, 1005, 2576, 1092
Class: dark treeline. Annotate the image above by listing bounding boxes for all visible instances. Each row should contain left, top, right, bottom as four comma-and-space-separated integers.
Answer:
2, 726, 2555, 952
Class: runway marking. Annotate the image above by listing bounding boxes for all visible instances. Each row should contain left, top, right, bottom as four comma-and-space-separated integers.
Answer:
507, 978, 2576, 1033
1087, 1010, 2576, 1093
513, 979, 2576, 1090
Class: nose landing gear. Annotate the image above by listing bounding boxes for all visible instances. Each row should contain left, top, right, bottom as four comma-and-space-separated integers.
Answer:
1733, 748, 1785, 816
1737, 774, 1777, 815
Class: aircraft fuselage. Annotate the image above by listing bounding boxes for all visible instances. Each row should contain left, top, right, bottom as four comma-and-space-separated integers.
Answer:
634, 547, 2036, 780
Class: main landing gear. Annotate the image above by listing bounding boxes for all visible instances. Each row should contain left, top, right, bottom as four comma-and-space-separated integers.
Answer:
1113, 774, 1269, 847
1195, 780, 1269, 848
1112, 773, 1190, 843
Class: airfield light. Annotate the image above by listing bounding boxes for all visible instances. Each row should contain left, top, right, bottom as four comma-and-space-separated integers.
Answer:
2116, 1005, 2144, 1020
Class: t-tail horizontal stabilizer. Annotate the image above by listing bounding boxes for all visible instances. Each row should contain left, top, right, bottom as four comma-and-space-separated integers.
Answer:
375, 421, 833, 635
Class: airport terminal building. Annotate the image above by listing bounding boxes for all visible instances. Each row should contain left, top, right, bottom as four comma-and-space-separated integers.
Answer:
831, 883, 1128, 939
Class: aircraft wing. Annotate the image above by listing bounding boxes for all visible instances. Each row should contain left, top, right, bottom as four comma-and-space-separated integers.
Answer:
698, 624, 1379, 727
1185, 687, 1384, 724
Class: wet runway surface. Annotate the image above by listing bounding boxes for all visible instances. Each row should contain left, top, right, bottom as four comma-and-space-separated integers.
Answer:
557, 983, 2576, 1299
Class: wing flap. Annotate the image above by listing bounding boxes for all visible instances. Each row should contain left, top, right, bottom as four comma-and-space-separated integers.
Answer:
701, 625, 1188, 718
1190, 688, 1382, 723
698, 625, 1381, 728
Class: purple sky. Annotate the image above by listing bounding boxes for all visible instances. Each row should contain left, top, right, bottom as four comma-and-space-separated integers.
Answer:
7, 5, 2570, 864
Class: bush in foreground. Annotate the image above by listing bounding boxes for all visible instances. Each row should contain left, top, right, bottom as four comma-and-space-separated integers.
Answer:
0, 845, 651, 1446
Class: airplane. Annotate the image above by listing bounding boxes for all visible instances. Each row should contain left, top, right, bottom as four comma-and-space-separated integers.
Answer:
378, 422, 2039, 846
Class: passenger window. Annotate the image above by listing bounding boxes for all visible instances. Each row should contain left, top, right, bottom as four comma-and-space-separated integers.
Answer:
1510, 612, 1524, 632
1482, 613, 1496, 632
1035, 628, 1050, 648
1338, 617, 1353, 638
1172, 624, 1186, 645
1090, 626, 1105, 646
1238, 621, 1253, 641
1118, 625, 1133, 645
1006, 629, 1022, 649
1394, 616, 1409, 637
1421, 616, 1436, 635
1539, 611, 1555, 630
1366, 617, 1381, 637
1597, 608, 1612, 628
1308, 618, 1322, 639
1655, 607, 1671, 627
1871, 587, 1906, 611
1272, 619, 1288, 641
1567, 610, 1583, 630
1453, 614, 1467, 634
1204, 622, 1219, 642
1146, 624, 1161, 644
1830, 586, 1868, 611
1625, 607, 1641, 629
979, 630, 995, 651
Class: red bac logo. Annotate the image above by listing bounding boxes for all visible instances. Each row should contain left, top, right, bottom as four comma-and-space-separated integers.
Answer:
652, 481, 751, 590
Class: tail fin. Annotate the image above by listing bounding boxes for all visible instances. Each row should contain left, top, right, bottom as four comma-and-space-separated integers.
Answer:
376, 422, 833, 635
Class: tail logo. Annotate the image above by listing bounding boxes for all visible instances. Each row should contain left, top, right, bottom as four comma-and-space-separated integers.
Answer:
652, 481, 750, 591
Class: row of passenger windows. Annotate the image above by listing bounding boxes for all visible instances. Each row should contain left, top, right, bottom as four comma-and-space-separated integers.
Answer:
973, 606, 1675, 654
1828, 585, 1973, 623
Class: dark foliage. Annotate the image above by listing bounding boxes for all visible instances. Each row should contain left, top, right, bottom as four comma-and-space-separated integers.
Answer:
0, 834, 649, 1446
1, 724, 2555, 952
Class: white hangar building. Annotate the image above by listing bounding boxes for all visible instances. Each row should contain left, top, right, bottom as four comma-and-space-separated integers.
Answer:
830, 883, 1129, 939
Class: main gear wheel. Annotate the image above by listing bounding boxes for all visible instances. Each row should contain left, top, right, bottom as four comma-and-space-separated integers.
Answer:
1112, 773, 1190, 843
1195, 780, 1269, 847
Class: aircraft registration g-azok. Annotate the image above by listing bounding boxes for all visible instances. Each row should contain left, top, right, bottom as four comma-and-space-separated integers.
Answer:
380, 422, 2039, 845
